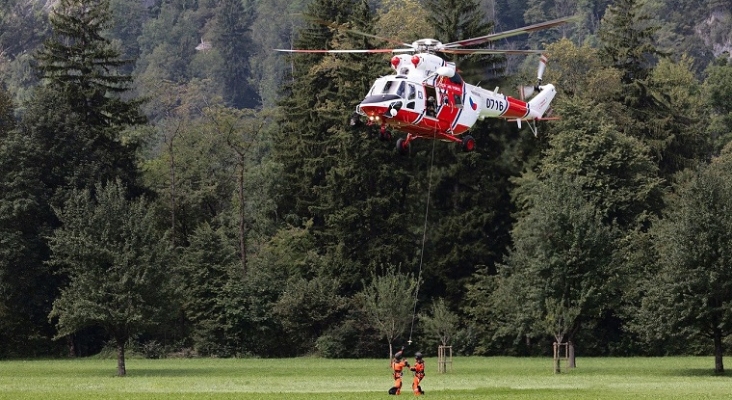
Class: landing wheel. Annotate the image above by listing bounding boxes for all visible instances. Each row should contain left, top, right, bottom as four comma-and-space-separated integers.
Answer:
396, 138, 410, 156
461, 135, 476, 152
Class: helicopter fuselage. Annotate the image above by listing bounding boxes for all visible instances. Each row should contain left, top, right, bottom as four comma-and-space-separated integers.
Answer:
356, 52, 555, 148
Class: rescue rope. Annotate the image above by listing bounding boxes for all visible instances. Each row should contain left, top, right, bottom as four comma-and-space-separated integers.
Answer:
407, 132, 437, 345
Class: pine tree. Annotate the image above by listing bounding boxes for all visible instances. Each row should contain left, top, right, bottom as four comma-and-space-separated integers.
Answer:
598, 0, 706, 179
0, 0, 146, 356
273, 0, 357, 225
425, 0, 504, 83
417, 0, 515, 306
211, 0, 261, 109
0, 86, 57, 356
32, 0, 145, 193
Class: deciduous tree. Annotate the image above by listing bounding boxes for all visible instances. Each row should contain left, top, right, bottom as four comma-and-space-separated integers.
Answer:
358, 266, 419, 359
49, 181, 171, 376
633, 152, 732, 374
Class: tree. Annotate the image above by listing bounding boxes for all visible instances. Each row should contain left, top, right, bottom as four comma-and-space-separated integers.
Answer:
358, 266, 419, 359
598, 0, 661, 85
703, 57, 732, 154
209, 0, 260, 109
273, 275, 349, 354
0, 0, 145, 357
35, 0, 145, 127
179, 223, 241, 356
0, 86, 55, 356
425, 0, 504, 83
31, 0, 145, 193
375, 0, 432, 41
420, 298, 459, 346
491, 173, 619, 365
48, 181, 171, 376
272, 0, 421, 292
633, 153, 732, 374
598, 0, 706, 179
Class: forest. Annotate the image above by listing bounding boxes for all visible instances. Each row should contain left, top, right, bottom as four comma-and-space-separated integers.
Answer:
2, 0, 732, 376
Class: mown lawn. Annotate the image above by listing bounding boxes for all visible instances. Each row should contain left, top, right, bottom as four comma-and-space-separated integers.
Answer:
0, 356, 730, 399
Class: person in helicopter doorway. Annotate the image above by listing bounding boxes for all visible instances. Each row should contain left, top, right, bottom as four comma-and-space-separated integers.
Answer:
389, 348, 410, 395
426, 96, 436, 117
410, 352, 425, 396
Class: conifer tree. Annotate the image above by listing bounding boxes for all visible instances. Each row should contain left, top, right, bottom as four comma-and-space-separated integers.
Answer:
0, 0, 146, 356
274, 0, 357, 225
211, 0, 260, 109
0, 86, 55, 355
598, 0, 706, 179
425, 0, 504, 83
418, 0, 515, 306
32, 0, 145, 193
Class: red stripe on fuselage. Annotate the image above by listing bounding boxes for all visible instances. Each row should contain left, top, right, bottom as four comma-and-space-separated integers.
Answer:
502, 97, 529, 119
390, 109, 469, 137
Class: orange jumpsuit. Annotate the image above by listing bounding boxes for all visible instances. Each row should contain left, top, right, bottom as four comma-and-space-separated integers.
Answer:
390, 356, 410, 395
411, 359, 425, 395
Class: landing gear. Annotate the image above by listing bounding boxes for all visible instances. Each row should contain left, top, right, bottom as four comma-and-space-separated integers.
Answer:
379, 126, 392, 141
348, 112, 361, 127
461, 135, 476, 152
396, 138, 410, 156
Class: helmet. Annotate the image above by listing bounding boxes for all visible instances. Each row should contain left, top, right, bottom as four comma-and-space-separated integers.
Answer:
415, 352, 423, 360
395, 351, 403, 361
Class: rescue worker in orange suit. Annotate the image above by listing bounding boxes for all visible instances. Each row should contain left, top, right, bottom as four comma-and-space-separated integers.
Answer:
410, 352, 425, 396
388, 349, 410, 395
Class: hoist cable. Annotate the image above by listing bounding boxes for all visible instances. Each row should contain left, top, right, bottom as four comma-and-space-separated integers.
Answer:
408, 132, 437, 345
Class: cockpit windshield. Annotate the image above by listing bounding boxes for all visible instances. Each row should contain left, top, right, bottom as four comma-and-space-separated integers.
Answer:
382, 80, 405, 97
368, 79, 408, 98
362, 79, 407, 105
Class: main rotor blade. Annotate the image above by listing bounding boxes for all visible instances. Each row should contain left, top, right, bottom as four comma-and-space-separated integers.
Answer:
274, 48, 413, 54
303, 15, 413, 48
439, 49, 546, 55
442, 16, 577, 49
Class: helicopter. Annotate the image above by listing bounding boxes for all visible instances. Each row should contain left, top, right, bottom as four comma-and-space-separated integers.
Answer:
276, 17, 572, 154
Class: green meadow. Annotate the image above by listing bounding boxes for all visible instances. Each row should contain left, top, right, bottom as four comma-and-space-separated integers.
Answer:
0, 356, 730, 399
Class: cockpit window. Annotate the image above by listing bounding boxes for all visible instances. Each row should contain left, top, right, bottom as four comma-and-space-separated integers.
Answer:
396, 81, 405, 97
379, 80, 407, 98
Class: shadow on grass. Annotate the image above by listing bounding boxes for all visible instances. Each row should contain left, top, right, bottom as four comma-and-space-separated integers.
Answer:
126, 367, 243, 378
663, 368, 732, 378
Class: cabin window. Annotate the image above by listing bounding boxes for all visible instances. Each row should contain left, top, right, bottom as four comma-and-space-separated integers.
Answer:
381, 80, 394, 94
453, 94, 463, 109
406, 84, 416, 109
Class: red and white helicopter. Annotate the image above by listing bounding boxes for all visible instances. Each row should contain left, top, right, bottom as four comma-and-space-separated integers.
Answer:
276, 17, 572, 154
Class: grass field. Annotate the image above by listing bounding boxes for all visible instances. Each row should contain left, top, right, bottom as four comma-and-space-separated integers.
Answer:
0, 356, 730, 399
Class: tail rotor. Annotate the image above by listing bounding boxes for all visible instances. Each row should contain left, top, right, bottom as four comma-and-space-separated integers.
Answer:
519, 54, 548, 100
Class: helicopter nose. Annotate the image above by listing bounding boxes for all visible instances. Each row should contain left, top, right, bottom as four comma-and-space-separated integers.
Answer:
358, 103, 390, 122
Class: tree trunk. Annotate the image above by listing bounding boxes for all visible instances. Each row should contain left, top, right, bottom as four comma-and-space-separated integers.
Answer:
67, 335, 76, 358
237, 161, 247, 275
713, 327, 724, 374
388, 342, 394, 368
116, 336, 127, 377
568, 341, 576, 368
169, 137, 176, 247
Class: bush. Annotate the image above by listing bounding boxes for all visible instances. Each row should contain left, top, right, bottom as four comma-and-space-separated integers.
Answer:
141, 340, 166, 359
315, 334, 346, 358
